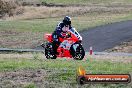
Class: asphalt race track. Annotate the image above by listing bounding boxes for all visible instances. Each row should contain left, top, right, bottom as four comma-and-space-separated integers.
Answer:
80, 20, 132, 51
34, 20, 132, 52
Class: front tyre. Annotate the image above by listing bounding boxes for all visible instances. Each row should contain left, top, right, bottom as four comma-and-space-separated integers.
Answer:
70, 43, 85, 60
45, 42, 57, 59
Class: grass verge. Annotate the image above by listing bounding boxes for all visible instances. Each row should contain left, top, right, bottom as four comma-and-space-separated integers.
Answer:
0, 53, 132, 87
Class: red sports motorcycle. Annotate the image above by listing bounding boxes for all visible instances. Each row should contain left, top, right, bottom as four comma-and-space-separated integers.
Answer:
44, 28, 85, 60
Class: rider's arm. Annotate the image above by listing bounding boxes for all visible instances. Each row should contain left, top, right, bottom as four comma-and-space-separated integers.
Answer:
69, 25, 73, 29
55, 22, 65, 38
55, 29, 64, 38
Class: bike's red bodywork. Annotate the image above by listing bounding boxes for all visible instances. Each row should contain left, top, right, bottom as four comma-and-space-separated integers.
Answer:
44, 31, 80, 58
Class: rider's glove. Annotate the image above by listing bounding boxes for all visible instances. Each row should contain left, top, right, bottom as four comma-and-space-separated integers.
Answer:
66, 32, 71, 38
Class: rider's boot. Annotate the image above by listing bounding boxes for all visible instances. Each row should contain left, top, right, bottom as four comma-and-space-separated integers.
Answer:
52, 41, 59, 55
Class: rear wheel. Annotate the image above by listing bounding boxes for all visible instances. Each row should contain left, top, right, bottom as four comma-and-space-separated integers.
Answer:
70, 43, 85, 60
45, 42, 57, 59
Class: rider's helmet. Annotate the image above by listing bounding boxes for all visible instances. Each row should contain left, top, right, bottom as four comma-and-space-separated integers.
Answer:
63, 16, 71, 26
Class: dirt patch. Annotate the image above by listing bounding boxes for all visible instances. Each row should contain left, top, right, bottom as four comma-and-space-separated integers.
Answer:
0, 69, 49, 88
0, 53, 34, 59
0, 30, 44, 49
106, 41, 132, 53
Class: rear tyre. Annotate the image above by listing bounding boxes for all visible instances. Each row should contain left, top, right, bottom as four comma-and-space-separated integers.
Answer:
45, 42, 57, 59
70, 43, 85, 60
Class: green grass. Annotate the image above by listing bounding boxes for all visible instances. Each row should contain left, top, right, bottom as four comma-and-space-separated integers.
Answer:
1, 12, 132, 33
0, 18, 61, 32
0, 55, 132, 87
40, 0, 132, 5
0, 57, 131, 75
24, 83, 36, 88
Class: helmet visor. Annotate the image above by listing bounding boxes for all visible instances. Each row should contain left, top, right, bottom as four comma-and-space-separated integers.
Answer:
64, 21, 71, 26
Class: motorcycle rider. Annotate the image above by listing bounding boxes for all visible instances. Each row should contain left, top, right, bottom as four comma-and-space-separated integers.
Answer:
52, 16, 73, 54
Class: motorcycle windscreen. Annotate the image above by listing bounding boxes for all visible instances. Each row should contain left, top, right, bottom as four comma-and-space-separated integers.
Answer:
69, 28, 82, 41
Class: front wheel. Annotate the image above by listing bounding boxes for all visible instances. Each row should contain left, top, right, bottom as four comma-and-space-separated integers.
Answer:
70, 43, 85, 60
45, 42, 57, 59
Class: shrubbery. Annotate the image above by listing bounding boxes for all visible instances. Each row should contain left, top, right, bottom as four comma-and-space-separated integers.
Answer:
0, 0, 24, 18
16, 0, 42, 6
